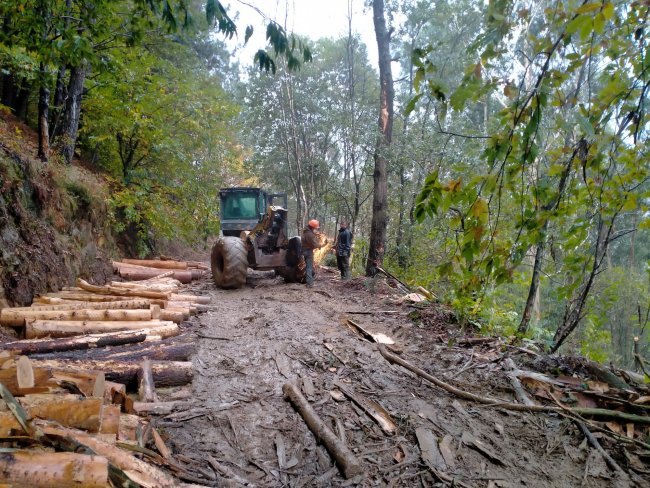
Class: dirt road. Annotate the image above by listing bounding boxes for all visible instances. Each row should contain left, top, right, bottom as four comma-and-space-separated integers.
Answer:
164, 269, 636, 487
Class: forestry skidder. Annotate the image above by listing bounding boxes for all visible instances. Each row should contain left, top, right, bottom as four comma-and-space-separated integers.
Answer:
211, 187, 306, 288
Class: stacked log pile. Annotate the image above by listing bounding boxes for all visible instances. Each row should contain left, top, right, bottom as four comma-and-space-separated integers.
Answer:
0, 262, 211, 486
112, 258, 209, 284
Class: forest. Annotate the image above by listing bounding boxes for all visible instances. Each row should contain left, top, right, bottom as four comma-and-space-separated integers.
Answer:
1, 0, 648, 370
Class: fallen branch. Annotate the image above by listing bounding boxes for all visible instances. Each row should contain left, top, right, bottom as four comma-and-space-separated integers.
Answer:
378, 346, 650, 425
576, 421, 625, 474
283, 383, 363, 479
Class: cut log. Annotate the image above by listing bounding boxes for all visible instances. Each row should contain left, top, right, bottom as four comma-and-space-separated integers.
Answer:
23, 299, 152, 311
132, 401, 192, 415
4, 325, 177, 355
38, 293, 136, 302
25, 319, 178, 339
34, 359, 194, 388
37, 421, 180, 488
109, 281, 180, 294
2, 308, 154, 327
119, 259, 189, 269
159, 309, 185, 323
118, 268, 193, 283
51, 370, 105, 398
0, 366, 52, 396
283, 383, 363, 479
0, 451, 109, 488
0, 397, 104, 435
138, 358, 158, 403
28, 339, 194, 362
77, 278, 171, 299
169, 293, 211, 305
1, 328, 151, 355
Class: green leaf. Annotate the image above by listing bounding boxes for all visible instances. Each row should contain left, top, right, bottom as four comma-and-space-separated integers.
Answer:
244, 26, 254, 45
566, 15, 590, 35
404, 93, 423, 117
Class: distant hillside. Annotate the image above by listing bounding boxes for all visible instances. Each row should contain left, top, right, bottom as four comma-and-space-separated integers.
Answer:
0, 111, 115, 307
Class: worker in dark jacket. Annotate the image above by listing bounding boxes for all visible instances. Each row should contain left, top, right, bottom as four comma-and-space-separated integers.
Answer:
301, 219, 326, 288
335, 221, 352, 280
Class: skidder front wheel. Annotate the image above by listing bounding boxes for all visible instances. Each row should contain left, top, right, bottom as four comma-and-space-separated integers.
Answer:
211, 237, 248, 289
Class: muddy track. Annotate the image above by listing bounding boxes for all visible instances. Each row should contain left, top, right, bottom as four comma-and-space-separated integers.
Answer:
164, 270, 637, 487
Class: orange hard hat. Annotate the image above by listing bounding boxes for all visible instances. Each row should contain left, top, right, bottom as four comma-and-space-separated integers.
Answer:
308, 219, 320, 229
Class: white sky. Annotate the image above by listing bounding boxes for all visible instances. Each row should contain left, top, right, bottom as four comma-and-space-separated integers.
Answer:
224, 0, 379, 70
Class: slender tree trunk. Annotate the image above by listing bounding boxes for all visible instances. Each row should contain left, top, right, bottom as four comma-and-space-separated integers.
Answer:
49, 0, 71, 140
50, 65, 67, 140
518, 228, 547, 334
551, 218, 612, 352
14, 82, 30, 120
38, 75, 50, 162
57, 61, 87, 164
366, 0, 393, 276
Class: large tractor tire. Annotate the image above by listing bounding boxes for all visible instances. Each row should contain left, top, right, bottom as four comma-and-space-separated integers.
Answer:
211, 237, 248, 289
276, 236, 306, 283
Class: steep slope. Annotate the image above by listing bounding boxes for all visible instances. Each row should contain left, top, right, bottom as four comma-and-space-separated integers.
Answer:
0, 112, 115, 308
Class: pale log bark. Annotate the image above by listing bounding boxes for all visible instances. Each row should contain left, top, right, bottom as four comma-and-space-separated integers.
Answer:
2, 308, 154, 327
16, 355, 34, 388
137, 358, 158, 403
0, 451, 108, 488
118, 268, 193, 283
25, 319, 178, 339
24, 299, 151, 311
76, 278, 170, 299
120, 259, 188, 269
169, 293, 211, 304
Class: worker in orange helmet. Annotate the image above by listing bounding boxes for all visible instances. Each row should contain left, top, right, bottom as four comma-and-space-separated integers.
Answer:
301, 219, 327, 288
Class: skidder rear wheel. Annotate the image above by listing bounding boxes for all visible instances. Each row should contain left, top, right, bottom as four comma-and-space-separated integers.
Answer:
211, 237, 248, 289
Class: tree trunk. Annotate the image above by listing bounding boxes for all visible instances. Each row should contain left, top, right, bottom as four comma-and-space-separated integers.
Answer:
518, 233, 546, 334
366, 0, 393, 276
38, 65, 50, 161
57, 61, 87, 164
551, 218, 612, 352
50, 65, 67, 139
116, 267, 193, 283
